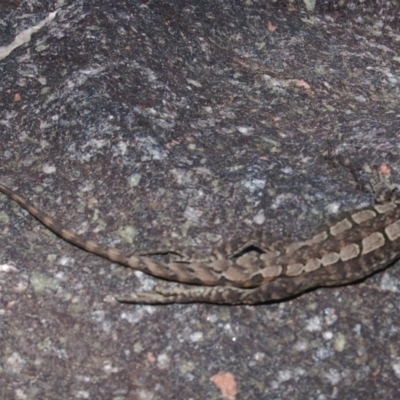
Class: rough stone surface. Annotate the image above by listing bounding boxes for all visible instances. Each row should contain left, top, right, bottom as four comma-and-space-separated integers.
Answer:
1, 1, 400, 398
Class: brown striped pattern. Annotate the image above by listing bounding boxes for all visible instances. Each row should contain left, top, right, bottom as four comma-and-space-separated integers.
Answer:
1, 181, 400, 304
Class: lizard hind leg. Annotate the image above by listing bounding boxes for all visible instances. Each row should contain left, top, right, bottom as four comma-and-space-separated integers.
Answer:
213, 229, 284, 260
115, 285, 255, 305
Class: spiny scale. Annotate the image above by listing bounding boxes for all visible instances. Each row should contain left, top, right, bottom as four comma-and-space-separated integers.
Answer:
1, 180, 400, 304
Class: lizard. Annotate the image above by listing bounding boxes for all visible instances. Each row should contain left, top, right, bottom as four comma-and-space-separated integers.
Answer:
0, 167, 400, 305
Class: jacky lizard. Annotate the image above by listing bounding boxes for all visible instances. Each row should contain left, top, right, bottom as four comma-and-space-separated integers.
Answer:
1, 172, 399, 304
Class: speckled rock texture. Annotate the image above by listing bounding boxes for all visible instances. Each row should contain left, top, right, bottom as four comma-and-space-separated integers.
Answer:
1, 0, 400, 398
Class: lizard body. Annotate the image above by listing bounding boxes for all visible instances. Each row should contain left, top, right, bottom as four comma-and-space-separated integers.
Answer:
1, 179, 400, 304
